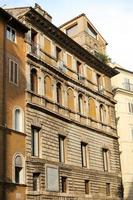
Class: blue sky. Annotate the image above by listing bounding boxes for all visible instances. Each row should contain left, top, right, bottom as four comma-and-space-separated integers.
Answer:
1, 0, 133, 71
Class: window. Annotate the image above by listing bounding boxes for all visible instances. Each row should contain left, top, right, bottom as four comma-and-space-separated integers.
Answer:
99, 104, 106, 122
78, 94, 84, 115
56, 82, 62, 104
67, 88, 75, 111
31, 126, 40, 157
31, 29, 37, 55
77, 61, 82, 75
66, 54, 72, 69
66, 23, 78, 37
30, 68, 38, 93
128, 102, 133, 113
81, 142, 87, 167
87, 23, 97, 39
56, 46, 62, 60
61, 177, 67, 193
103, 149, 109, 171
14, 108, 23, 132
9, 59, 18, 84
14, 155, 23, 184
44, 75, 53, 98
59, 135, 66, 163
6, 26, 16, 42
96, 73, 103, 92
106, 183, 111, 196
85, 180, 90, 194
88, 98, 96, 119
33, 173, 40, 191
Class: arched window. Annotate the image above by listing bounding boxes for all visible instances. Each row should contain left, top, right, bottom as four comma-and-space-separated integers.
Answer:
44, 75, 53, 99
88, 98, 96, 119
13, 154, 24, 184
56, 82, 62, 104
67, 88, 74, 111
78, 94, 84, 115
30, 68, 38, 93
100, 104, 106, 122
14, 108, 23, 132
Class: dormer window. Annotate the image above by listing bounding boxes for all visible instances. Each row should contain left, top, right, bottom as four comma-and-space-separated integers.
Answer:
87, 23, 97, 39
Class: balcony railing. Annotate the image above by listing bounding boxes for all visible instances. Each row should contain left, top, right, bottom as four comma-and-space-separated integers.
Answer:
123, 82, 133, 92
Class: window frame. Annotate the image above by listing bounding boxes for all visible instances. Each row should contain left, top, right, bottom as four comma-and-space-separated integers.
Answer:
59, 135, 66, 163
31, 126, 40, 157
81, 142, 88, 167
106, 183, 111, 196
61, 176, 67, 193
6, 25, 16, 43
33, 173, 40, 191
12, 153, 25, 184
9, 58, 19, 85
102, 148, 110, 172
13, 107, 24, 132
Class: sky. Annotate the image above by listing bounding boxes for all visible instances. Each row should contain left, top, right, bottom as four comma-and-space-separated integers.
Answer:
1, 0, 133, 71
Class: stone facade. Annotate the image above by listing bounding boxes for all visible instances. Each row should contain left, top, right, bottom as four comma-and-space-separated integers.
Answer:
0, 4, 123, 200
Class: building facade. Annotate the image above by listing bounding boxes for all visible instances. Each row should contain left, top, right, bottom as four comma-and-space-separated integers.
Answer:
0, 4, 122, 200
112, 65, 133, 200
0, 8, 28, 200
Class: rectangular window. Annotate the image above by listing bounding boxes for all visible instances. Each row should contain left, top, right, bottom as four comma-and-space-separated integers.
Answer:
67, 54, 72, 69
59, 135, 65, 163
81, 142, 87, 167
9, 59, 18, 84
56, 46, 62, 60
85, 180, 90, 194
6, 26, 16, 42
31, 126, 40, 157
128, 102, 133, 113
96, 73, 103, 91
106, 183, 111, 196
103, 149, 109, 171
66, 23, 78, 37
87, 23, 97, 39
33, 173, 40, 191
61, 177, 67, 193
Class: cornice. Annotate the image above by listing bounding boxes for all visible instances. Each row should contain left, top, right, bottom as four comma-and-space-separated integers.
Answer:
25, 8, 118, 78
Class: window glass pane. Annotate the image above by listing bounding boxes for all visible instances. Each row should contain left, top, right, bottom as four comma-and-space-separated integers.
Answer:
66, 24, 78, 37
10, 60, 14, 82
59, 136, 65, 162
62, 177, 67, 193
81, 143, 87, 167
32, 127, 39, 156
15, 166, 22, 183
15, 109, 21, 131
14, 63, 18, 84
33, 173, 40, 191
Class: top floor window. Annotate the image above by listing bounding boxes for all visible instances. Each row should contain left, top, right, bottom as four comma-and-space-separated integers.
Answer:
87, 23, 97, 39
66, 23, 78, 37
128, 102, 133, 113
6, 26, 16, 42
